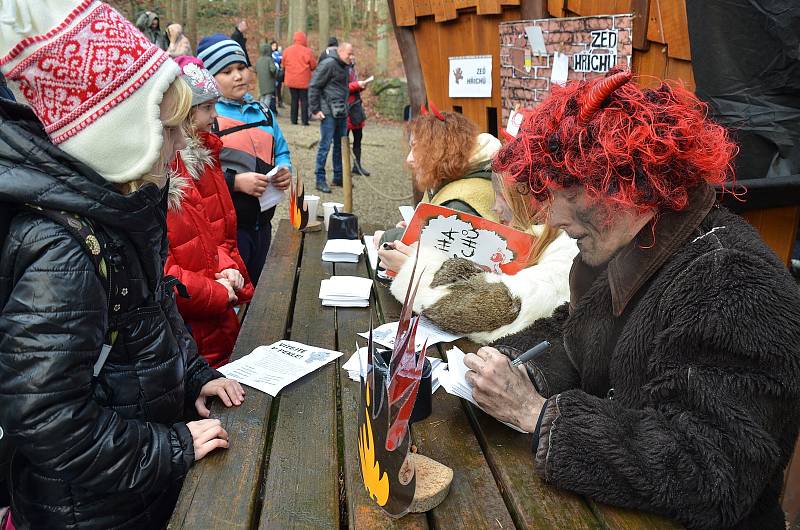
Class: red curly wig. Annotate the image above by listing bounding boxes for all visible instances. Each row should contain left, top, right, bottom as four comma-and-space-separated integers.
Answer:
493, 69, 737, 215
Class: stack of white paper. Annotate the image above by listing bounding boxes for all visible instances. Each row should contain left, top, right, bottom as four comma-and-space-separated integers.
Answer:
341, 347, 446, 394
218, 340, 343, 396
357, 318, 463, 352
439, 346, 528, 433
319, 275, 372, 307
322, 239, 365, 263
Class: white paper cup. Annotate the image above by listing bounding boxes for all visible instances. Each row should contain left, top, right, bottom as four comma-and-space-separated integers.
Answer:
322, 201, 344, 231
304, 195, 320, 220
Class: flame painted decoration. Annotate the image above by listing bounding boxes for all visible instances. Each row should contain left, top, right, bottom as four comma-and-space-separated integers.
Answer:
289, 170, 309, 230
358, 249, 427, 517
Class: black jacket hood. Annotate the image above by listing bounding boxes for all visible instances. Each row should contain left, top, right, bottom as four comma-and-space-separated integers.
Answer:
0, 98, 168, 288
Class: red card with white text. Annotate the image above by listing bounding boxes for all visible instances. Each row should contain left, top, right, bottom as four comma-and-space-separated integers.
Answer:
401, 203, 535, 275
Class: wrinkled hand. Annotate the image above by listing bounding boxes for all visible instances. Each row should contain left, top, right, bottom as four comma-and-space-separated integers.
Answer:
215, 277, 238, 303
195, 377, 245, 419
235, 171, 269, 197
269, 166, 291, 190
216, 269, 245, 291
186, 418, 229, 461
313, 111, 325, 120
377, 240, 416, 273
464, 347, 545, 432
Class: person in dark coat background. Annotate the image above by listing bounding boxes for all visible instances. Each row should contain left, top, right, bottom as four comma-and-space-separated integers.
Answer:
309, 42, 353, 193
465, 69, 800, 530
230, 19, 251, 65
0, 3, 244, 528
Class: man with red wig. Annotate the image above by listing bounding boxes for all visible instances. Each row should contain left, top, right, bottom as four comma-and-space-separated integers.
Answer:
463, 69, 800, 529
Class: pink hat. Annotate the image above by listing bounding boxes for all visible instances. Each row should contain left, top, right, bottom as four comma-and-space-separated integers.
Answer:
0, 0, 180, 183
174, 55, 220, 106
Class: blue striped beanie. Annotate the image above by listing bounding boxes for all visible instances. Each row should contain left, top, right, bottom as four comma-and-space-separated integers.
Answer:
197, 34, 248, 76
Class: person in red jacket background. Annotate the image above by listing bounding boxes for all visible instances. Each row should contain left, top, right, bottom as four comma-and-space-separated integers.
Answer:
282, 31, 317, 126
347, 57, 372, 176
166, 56, 255, 367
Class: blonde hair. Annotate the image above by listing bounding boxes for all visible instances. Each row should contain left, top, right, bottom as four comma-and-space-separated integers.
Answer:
497, 176, 561, 266
118, 78, 192, 193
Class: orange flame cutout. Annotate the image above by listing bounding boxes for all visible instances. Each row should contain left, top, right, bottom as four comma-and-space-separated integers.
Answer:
289, 170, 309, 230
359, 382, 390, 506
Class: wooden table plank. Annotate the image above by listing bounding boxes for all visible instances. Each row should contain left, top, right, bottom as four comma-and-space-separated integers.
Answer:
169, 220, 302, 530
335, 257, 429, 530
258, 230, 340, 529
371, 281, 518, 529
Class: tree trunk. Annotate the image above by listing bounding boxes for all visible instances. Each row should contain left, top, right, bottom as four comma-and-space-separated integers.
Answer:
186, 0, 197, 52
295, 0, 307, 37
257, 0, 265, 24
287, 0, 295, 39
386, 0, 426, 203
318, 0, 330, 53
376, 0, 389, 75
274, 0, 283, 41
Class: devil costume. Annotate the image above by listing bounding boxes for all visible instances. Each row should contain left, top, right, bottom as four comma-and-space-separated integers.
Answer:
492, 70, 800, 529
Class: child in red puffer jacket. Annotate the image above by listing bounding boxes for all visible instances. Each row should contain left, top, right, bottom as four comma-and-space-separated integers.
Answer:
166, 56, 255, 367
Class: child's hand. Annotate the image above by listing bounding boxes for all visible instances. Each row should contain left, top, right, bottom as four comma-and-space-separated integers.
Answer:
269, 167, 291, 190
195, 377, 245, 418
216, 269, 244, 291
186, 419, 229, 460
215, 277, 238, 303
235, 172, 269, 197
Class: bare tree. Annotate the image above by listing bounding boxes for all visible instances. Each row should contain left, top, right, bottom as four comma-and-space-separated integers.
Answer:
319, 0, 330, 52
274, 0, 283, 41
376, 0, 389, 75
186, 0, 197, 51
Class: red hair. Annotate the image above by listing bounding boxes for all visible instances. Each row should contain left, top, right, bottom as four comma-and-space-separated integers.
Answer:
493, 70, 737, 215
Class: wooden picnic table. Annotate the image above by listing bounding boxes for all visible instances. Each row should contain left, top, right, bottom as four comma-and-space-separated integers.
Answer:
168, 219, 681, 530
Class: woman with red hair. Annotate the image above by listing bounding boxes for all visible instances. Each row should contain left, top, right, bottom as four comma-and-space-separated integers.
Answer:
463, 69, 800, 530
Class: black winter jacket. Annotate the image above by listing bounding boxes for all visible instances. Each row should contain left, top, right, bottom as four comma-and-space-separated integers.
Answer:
0, 100, 220, 529
309, 55, 350, 118
496, 190, 800, 529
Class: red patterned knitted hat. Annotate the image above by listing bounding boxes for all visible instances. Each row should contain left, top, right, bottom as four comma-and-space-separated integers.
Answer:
0, 0, 180, 183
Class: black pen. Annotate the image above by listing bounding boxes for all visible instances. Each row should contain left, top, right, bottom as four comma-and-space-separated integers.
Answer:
510, 340, 551, 367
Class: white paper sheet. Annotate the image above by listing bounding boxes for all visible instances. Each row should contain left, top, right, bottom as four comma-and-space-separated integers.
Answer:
357, 317, 463, 352
438, 346, 528, 433
398, 206, 415, 225
550, 51, 570, 87
218, 340, 343, 396
506, 109, 524, 138
319, 276, 372, 307
525, 25, 548, 55
364, 234, 379, 271
258, 165, 288, 212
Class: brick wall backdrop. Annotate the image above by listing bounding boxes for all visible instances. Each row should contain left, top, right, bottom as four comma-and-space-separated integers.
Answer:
499, 14, 633, 126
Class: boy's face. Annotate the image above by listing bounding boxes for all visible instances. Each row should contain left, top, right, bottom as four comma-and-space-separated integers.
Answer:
214, 63, 249, 100
192, 100, 218, 132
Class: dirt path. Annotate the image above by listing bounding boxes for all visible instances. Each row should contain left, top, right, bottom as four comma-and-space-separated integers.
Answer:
271, 108, 413, 233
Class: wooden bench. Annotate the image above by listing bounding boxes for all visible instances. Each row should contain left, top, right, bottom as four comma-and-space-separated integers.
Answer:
168, 219, 681, 529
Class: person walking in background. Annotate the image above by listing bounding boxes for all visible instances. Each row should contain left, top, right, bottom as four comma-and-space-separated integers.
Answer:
347, 56, 371, 176
166, 22, 192, 57
309, 42, 354, 193
135, 10, 168, 49
230, 20, 250, 65
271, 40, 284, 107
318, 36, 338, 64
166, 56, 254, 368
198, 35, 293, 284
256, 42, 278, 113
282, 31, 316, 126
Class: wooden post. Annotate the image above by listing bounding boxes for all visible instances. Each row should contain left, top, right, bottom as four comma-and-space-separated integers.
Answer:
520, 0, 548, 19
386, 0, 426, 204
342, 132, 353, 213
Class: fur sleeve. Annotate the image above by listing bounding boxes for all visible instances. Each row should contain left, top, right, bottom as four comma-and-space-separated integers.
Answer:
389, 232, 577, 345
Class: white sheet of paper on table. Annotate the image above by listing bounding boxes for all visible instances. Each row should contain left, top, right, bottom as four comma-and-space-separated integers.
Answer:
258, 165, 288, 212
357, 317, 463, 352
364, 234, 379, 270
439, 346, 528, 433
319, 276, 372, 307
218, 340, 343, 396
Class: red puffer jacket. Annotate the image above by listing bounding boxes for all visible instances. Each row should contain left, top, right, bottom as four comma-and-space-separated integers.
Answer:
166, 133, 254, 367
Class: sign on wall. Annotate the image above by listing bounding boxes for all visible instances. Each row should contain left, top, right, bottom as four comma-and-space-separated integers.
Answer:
499, 14, 634, 126
448, 55, 493, 98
